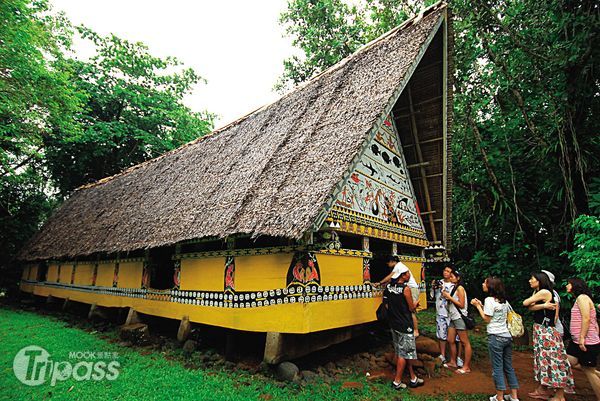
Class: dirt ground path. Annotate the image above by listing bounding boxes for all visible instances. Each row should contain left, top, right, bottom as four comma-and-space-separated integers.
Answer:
382, 352, 595, 401
371, 350, 595, 400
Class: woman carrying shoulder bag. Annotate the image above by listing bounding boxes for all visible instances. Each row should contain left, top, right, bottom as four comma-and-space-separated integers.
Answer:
523, 272, 573, 401
472, 277, 520, 401
442, 270, 472, 374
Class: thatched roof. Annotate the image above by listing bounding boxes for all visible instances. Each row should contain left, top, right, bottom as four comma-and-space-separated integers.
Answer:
19, 3, 448, 261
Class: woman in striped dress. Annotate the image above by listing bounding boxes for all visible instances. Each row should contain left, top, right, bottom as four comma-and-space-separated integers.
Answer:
565, 278, 600, 400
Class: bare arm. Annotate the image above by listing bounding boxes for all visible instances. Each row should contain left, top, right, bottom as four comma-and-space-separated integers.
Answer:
528, 301, 556, 311
378, 271, 394, 286
446, 286, 466, 309
577, 295, 592, 346
471, 298, 491, 323
404, 286, 416, 312
523, 290, 550, 308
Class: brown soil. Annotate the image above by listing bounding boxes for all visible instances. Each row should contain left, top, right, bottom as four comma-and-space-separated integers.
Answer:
370, 350, 595, 400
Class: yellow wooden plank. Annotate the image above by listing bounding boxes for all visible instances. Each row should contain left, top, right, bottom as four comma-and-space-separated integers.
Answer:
180, 257, 224, 291
58, 264, 72, 284
234, 254, 292, 291
28, 265, 38, 281
316, 254, 363, 286
96, 263, 115, 287
47, 264, 59, 282
116, 262, 143, 289
74, 263, 94, 285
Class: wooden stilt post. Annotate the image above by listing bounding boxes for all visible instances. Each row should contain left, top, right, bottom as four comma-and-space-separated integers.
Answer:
124, 307, 141, 325
88, 303, 98, 319
62, 297, 70, 311
177, 316, 191, 342
46, 294, 55, 304
264, 332, 284, 364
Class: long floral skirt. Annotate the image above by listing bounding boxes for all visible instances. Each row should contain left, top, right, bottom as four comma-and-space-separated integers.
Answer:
532, 323, 574, 389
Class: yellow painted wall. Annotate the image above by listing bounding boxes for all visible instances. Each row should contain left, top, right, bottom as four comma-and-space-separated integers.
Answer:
59, 264, 73, 284
403, 260, 427, 310
234, 254, 292, 291
74, 263, 95, 285
47, 264, 59, 282
117, 262, 143, 289
180, 257, 224, 291
96, 264, 115, 287
317, 254, 363, 286
403, 260, 423, 283
28, 265, 38, 281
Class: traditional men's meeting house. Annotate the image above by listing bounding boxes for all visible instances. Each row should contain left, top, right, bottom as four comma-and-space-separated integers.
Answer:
19, 2, 453, 361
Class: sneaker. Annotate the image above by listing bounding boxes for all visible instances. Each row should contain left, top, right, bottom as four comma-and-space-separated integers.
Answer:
437, 354, 446, 363
457, 357, 464, 367
392, 381, 407, 390
490, 396, 498, 401
409, 377, 424, 388
503, 396, 520, 401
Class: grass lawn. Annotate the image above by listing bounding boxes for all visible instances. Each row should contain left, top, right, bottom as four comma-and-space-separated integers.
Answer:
0, 305, 486, 401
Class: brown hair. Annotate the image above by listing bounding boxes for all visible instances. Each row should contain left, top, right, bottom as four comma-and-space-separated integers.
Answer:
486, 277, 506, 303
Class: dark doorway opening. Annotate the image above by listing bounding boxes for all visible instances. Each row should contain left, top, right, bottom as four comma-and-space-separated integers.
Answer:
148, 246, 176, 290
369, 238, 393, 283
37, 262, 48, 282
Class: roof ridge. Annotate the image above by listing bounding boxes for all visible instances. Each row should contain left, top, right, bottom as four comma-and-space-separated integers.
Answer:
289, 1, 446, 90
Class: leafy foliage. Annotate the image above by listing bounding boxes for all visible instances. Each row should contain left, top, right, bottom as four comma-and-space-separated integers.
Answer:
44, 28, 214, 195
565, 179, 600, 294
0, 0, 213, 288
567, 214, 600, 294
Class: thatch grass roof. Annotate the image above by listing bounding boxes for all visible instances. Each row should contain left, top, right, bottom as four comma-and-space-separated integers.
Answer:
19, 3, 448, 261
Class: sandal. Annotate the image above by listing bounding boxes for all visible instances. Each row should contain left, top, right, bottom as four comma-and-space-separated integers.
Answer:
454, 368, 471, 374
443, 363, 458, 369
527, 390, 549, 400
391, 381, 407, 390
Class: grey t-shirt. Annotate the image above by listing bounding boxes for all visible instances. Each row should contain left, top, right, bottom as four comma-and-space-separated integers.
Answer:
483, 297, 511, 338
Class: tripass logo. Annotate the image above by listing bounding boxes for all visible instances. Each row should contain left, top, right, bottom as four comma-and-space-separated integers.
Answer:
13, 345, 120, 386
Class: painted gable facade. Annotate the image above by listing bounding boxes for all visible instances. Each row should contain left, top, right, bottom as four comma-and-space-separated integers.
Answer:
330, 114, 427, 243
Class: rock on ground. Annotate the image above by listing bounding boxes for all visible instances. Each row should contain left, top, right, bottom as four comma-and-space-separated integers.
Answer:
276, 361, 299, 382
119, 323, 150, 345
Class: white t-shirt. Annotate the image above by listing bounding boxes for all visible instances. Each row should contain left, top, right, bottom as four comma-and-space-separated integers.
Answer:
483, 297, 511, 337
392, 262, 418, 288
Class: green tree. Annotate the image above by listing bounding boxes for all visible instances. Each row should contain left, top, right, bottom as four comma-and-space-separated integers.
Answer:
44, 28, 214, 196
0, 0, 82, 179
1, 0, 82, 290
565, 178, 600, 295
0, 0, 214, 290
275, 0, 433, 91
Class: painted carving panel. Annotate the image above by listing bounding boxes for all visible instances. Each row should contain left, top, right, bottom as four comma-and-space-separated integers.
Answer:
335, 116, 425, 233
